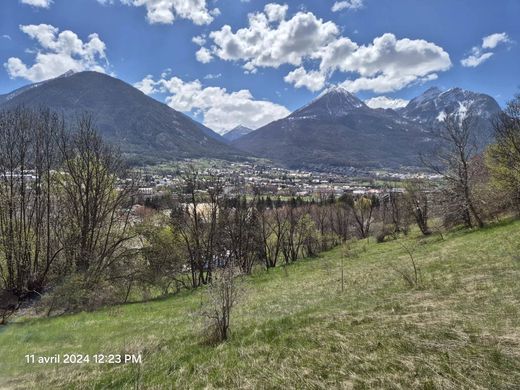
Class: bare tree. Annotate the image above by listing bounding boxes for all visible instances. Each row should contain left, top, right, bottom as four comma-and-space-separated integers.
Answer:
403, 180, 432, 235
422, 112, 484, 228
199, 262, 242, 342
171, 169, 224, 287
0, 108, 63, 299
220, 196, 261, 274
56, 114, 136, 286
487, 94, 520, 214
258, 205, 287, 269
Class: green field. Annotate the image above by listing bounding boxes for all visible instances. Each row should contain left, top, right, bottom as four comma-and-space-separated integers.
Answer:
1, 221, 520, 389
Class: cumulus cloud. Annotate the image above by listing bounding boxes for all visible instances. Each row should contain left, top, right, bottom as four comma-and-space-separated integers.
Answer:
20, 0, 52, 8
482, 32, 510, 49
365, 96, 409, 110
4, 24, 108, 82
134, 74, 158, 95
195, 47, 213, 63
331, 0, 363, 12
284, 67, 326, 92
201, 5, 451, 94
461, 32, 511, 68
112, 0, 218, 25
207, 4, 339, 70
134, 75, 290, 133
330, 34, 450, 93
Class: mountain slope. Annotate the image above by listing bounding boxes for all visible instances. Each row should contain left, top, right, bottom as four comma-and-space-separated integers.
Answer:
233, 87, 433, 169
223, 125, 255, 142
0, 71, 244, 164
232, 87, 501, 169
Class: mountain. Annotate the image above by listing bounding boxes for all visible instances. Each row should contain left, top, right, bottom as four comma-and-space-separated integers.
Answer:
400, 87, 501, 142
232, 86, 501, 169
0, 71, 244, 164
222, 125, 255, 142
232, 87, 434, 169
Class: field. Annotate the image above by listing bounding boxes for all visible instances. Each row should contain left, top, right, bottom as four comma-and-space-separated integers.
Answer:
1, 220, 520, 389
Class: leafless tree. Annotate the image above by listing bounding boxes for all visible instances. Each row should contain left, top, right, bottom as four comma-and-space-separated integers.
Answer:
220, 196, 261, 274
0, 108, 63, 298
199, 261, 243, 342
56, 114, 136, 286
171, 169, 224, 287
258, 204, 287, 269
403, 180, 432, 235
422, 112, 484, 228
487, 94, 520, 214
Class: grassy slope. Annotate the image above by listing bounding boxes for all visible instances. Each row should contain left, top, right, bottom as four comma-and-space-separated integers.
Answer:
1, 221, 520, 389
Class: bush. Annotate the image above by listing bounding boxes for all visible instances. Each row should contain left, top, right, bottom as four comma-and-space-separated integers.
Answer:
39, 275, 122, 316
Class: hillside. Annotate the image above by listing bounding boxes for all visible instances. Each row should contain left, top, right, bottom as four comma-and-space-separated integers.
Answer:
232, 87, 501, 169
1, 220, 519, 388
0, 71, 244, 164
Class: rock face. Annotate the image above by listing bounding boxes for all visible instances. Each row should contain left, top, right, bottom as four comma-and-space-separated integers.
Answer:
232, 86, 501, 169
222, 125, 255, 142
0, 71, 244, 164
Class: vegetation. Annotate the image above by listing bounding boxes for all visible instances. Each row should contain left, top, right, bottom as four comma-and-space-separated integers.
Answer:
1, 219, 519, 388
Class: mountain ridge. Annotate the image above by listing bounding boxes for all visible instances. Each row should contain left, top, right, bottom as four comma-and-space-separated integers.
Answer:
232, 86, 501, 169
0, 71, 244, 164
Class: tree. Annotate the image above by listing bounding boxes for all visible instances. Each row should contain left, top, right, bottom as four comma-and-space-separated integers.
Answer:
220, 196, 261, 274
403, 180, 432, 235
0, 108, 63, 298
487, 94, 520, 214
136, 221, 186, 296
199, 261, 242, 342
258, 204, 286, 269
346, 195, 377, 239
422, 112, 484, 228
171, 169, 224, 287
56, 114, 136, 286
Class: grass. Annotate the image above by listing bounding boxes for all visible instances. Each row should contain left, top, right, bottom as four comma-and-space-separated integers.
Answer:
1, 220, 520, 389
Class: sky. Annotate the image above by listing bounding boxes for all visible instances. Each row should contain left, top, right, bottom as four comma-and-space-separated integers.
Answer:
1, 0, 519, 134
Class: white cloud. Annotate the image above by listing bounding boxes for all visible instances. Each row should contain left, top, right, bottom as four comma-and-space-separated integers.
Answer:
201, 5, 451, 94
284, 67, 326, 92
333, 34, 451, 93
206, 4, 339, 69
134, 74, 158, 94
4, 24, 108, 82
116, 0, 218, 25
192, 34, 206, 46
203, 73, 221, 79
461, 32, 511, 68
365, 96, 409, 110
264, 3, 288, 22
461, 51, 493, 68
331, 0, 363, 12
195, 47, 213, 63
482, 32, 510, 49
2, 35, 11, 40
20, 0, 52, 8
134, 75, 290, 133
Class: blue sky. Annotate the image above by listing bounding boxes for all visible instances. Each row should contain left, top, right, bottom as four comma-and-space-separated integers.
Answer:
1, 0, 519, 133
